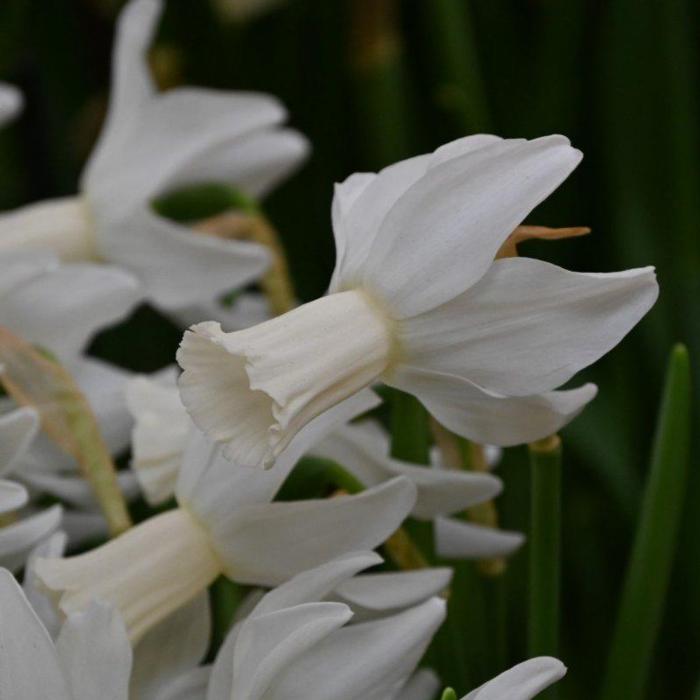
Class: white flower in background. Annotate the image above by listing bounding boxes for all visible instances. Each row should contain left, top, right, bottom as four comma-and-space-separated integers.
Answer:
313, 418, 525, 561
462, 657, 566, 700
35, 393, 417, 642
0, 251, 142, 543
0, 566, 213, 700
0, 251, 141, 454
0, 407, 62, 572
178, 135, 657, 469
0, 0, 309, 311
0, 82, 23, 126
205, 552, 445, 700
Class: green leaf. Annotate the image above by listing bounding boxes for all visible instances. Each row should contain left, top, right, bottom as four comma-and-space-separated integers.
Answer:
390, 390, 430, 464
441, 688, 458, 700
527, 435, 562, 688
601, 344, 692, 700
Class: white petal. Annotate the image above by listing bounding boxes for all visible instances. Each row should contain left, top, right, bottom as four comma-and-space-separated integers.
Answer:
463, 657, 566, 700
0, 82, 23, 126
393, 367, 598, 447
0, 263, 141, 361
0, 505, 63, 572
0, 250, 58, 296
253, 552, 382, 616
0, 569, 72, 699
171, 292, 272, 332
89, 88, 288, 210
0, 406, 39, 477
56, 601, 133, 700
264, 597, 446, 700
0, 479, 28, 514
82, 0, 161, 187
362, 136, 582, 318
332, 135, 504, 292
330, 154, 432, 292
335, 568, 452, 612
156, 667, 211, 700
72, 357, 134, 456
127, 374, 191, 505
177, 291, 391, 468
400, 257, 658, 396
98, 207, 270, 310
166, 127, 310, 199
22, 530, 68, 637
400, 669, 441, 700
434, 516, 525, 559
330, 173, 376, 280
211, 477, 416, 586
131, 592, 210, 700
232, 603, 353, 700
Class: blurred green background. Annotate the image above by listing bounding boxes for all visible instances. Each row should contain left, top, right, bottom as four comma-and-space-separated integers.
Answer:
0, 0, 697, 697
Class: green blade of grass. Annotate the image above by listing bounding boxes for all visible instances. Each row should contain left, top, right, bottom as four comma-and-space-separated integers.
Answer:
601, 344, 691, 700
528, 435, 562, 688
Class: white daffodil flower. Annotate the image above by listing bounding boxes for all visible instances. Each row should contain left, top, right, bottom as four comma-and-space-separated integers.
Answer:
0, 0, 308, 311
205, 552, 446, 700
0, 566, 213, 700
0, 251, 142, 543
178, 134, 657, 469
35, 393, 417, 643
0, 251, 141, 456
0, 82, 23, 126
0, 407, 63, 572
462, 657, 567, 699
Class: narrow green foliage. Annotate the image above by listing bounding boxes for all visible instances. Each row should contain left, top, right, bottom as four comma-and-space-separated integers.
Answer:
208, 577, 244, 657
528, 435, 562, 699
277, 456, 365, 501
441, 688, 457, 700
390, 390, 430, 464
154, 182, 259, 222
421, 0, 490, 133
601, 344, 692, 700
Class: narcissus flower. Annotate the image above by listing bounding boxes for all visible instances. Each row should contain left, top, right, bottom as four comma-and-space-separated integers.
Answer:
206, 552, 446, 700
178, 135, 657, 468
36, 394, 417, 642
0, 566, 213, 699
0, 0, 308, 311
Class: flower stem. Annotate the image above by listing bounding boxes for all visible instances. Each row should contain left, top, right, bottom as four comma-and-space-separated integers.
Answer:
0, 327, 132, 536
349, 0, 413, 166
600, 344, 691, 700
528, 434, 562, 676
209, 576, 244, 655
390, 390, 430, 464
420, 0, 490, 134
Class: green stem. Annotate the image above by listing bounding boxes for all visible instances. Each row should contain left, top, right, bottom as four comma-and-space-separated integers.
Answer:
390, 390, 430, 464
348, 0, 413, 167
209, 577, 244, 656
601, 344, 691, 700
421, 0, 490, 133
528, 434, 562, 677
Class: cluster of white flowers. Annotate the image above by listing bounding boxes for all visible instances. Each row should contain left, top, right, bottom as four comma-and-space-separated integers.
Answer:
0, 0, 658, 697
